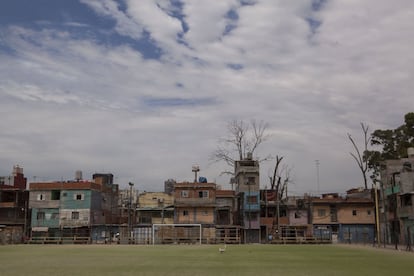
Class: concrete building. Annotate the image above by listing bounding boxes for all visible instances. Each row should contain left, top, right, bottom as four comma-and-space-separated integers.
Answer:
234, 154, 261, 243
379, 147, 414, 247
0, 165, 28, 244
216, 189, 240, 243
173, 182, 216, 225
137, 192, 174, 225
311, 192, 375, 243
28, 173, 118, 243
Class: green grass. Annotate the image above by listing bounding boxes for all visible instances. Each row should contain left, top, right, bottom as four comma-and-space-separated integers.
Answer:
0, 244, 413, 276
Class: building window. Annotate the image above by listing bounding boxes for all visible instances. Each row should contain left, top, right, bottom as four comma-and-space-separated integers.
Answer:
51, 213, 59, 220
37, 194, 46, 201
72, 212, 80, 220
367, 210, 372, 215
401, 194, 412, 207
183, 210, 189, 216
248, 213, 258, 220
37, 212, 45, 220
198, 191, 209, 198
247, 195, 258, 204
180, 191, 189, 198
51, 190, 60, 200
245, 177, 255, 185
295, 211, 301, 218
352, 210, 357, 216
74, 194, 84, 200
318, 209, 326, 217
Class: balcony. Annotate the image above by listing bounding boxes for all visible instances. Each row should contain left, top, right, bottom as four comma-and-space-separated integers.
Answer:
0, 202, 18, 208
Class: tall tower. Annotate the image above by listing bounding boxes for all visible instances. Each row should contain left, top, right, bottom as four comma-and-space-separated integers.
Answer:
234, 153, 261, 243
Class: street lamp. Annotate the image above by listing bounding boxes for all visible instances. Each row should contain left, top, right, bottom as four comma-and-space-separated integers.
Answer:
128, 182, 134, 243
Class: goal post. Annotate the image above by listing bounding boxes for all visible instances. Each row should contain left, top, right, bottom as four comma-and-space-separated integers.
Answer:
152, 224, 202, 245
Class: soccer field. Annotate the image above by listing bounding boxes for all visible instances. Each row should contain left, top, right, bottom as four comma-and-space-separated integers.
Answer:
0, 244, 413, 276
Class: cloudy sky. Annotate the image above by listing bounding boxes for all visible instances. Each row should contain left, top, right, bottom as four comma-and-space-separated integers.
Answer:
1, 0, 413, 195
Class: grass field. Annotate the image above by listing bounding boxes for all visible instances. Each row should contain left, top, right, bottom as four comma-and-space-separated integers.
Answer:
0, 244, 413, 276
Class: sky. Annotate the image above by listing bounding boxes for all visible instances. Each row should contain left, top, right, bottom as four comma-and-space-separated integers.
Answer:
1, 0, 413, 195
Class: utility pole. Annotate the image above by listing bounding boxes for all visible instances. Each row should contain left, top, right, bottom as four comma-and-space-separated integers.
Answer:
315, 160, 320, 195
128, 182, 134, 244
373, 183, 380, 247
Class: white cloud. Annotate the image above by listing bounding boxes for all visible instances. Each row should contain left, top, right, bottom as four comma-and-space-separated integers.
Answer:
80, 0, 145, 40
1, 0, 414, 194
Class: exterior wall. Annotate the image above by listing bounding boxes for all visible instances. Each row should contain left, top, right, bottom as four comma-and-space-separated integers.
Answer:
339, 224, 375, 244
312, 205, 332, 224
399, 172, 414, 194
174, 182, 216, 225
242, 191, 260, 211
175, 207, 215, 224
0, 165, 27, 190
311, 195, 375, 243
174, 183, 216, 206
31, 208, 60, 228
313, 204, 374, 224
137, 192, 174, 225
288, 209, 308, 226
243, 213, 260, 229
139, 192, 173, 208
28, 181, 111, 235
216, 191, 235, 225
380, 153, 414, 245
234, 159, 260, 193
0, 190, 28, 226
60, 209, 90, 227
29, 190, 60, 209
0, 226, 23, 244
216, 197, 233, 208
60, 190, 92, 209
399, 194, 414, 218
152, 217, 174, 224
337, 205, 374, 224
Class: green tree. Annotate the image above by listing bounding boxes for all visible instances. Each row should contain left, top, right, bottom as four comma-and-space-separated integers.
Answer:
370, 112, 414, 160
365, 112, 414, 181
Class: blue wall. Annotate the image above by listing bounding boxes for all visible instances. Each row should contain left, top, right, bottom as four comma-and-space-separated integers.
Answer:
339, 224, 375, 244
243, 191, 260, 211
31, 208, 60, 228
60, 190, 92, 209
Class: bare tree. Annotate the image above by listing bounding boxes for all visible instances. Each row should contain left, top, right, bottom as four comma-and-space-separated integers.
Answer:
268, 155, 292, 231
269, 156, 292, 200
212, 119, 270, 175
269, 155, 284, 191
348, 122, 371, 189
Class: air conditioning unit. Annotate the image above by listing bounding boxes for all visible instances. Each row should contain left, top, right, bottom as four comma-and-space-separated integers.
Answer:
158, 198, 164, 203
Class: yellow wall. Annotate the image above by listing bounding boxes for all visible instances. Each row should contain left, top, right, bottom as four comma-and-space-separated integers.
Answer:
176, 207, 215, 224
139, 192, 173, 208
337, 206, 374, 224
312, 204, 375, 224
